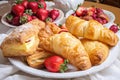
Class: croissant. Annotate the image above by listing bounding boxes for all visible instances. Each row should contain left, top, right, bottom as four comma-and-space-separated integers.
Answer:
65, 15, 119, 46
81, 39, 109, 66
40, 32, 92, 70
1, 19, 45, 57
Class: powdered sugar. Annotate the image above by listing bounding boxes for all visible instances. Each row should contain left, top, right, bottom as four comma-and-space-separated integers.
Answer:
15, 23, 33, 33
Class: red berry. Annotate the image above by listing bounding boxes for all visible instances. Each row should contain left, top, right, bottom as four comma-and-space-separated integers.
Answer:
44, 56, 64, 72
49, 9, 59, 20
36, 8, 48, 21
21, 0, 28, 8
12, 4, 25, 16
109, 25, 119, 33
32, 16, 38, 19
38, 0, 46, 9
28, 2, 38, 13
76, 7, 85, 16
12, 16, 20, 26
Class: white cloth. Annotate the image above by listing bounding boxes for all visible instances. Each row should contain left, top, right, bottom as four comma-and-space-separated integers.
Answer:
0, 33, 120, 80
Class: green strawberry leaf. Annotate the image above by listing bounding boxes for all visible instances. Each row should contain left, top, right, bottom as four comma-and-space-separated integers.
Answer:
60, 59, 69, 73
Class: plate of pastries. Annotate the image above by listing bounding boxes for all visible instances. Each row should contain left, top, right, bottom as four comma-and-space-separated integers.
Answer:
0, 15, 120, 78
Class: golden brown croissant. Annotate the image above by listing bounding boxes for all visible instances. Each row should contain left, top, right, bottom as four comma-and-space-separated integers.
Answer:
81, 39, 109, 66
40, 32, 92, 70
1, 19, 45, 57
65, 16, 119, 46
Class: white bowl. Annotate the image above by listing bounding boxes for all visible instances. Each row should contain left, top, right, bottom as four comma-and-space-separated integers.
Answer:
65, 9, 115, 28
8, 31, 120, 79
1, 8, 64, 28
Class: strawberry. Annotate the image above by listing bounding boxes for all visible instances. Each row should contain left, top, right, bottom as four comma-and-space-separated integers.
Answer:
36, 8, 48, 21
20, 14, 32, 24
32, 15, 38, 19
49, 9, 59, 20
44, 56, 68, 72
21, 0, 28, 8
87, 7, 96, 16
38, 0, 46, 9
28, 1, 38, 13
12, 16, 20, 26
76, 6, 86, 16
12, 4, 25, 16
109, 24, 120, 33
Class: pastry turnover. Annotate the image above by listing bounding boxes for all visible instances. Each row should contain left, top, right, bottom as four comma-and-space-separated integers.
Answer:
65, 15, 119, 46
40, 32, 92, 70
81, 39, 109, 66
1, 19, 45, 57
26, 48, 53, 69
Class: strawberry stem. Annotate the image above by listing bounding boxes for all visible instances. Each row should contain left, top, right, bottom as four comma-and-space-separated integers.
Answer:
15, 0, 23, 4
25, 9, 33, 16
38, 3, 44, 8
20, 16, 28, 24
60, 59, 69, 73
58, 24, 62, 27
45, 17, 52, 22
6, 13, 13, 21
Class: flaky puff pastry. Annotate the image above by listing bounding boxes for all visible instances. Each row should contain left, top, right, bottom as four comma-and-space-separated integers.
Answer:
26, 48, 53, 69
41, 32, 92, 70
65, 16, 119, 46
1, 19, 45, 57
38, 22, 61, 49
81, 39, 109, 66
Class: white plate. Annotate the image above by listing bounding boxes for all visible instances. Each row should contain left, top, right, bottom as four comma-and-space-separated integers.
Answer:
8, 31, 120, 79
65, 9, 115, 28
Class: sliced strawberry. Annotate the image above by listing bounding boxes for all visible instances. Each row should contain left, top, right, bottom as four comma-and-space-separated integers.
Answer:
36, 8, 48, 21
76, 6, 86, 16
87, 7, 96, 16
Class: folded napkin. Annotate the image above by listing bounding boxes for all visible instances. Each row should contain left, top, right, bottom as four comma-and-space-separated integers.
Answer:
0, 32, 120, 80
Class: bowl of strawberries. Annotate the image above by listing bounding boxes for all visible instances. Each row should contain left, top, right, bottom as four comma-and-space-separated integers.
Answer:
65, 6, 115, 27
1, 0, 64, 27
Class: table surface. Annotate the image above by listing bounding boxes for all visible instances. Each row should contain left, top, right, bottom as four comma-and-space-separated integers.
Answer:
83, 1, 120, 24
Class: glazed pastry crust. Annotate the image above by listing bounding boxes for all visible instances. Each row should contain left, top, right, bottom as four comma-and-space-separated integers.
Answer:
41, 32, 92, 70
81, 39, 109, 66
1, 19, 45, 57
26, 48, 53, 69
65, 15, 119, 46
